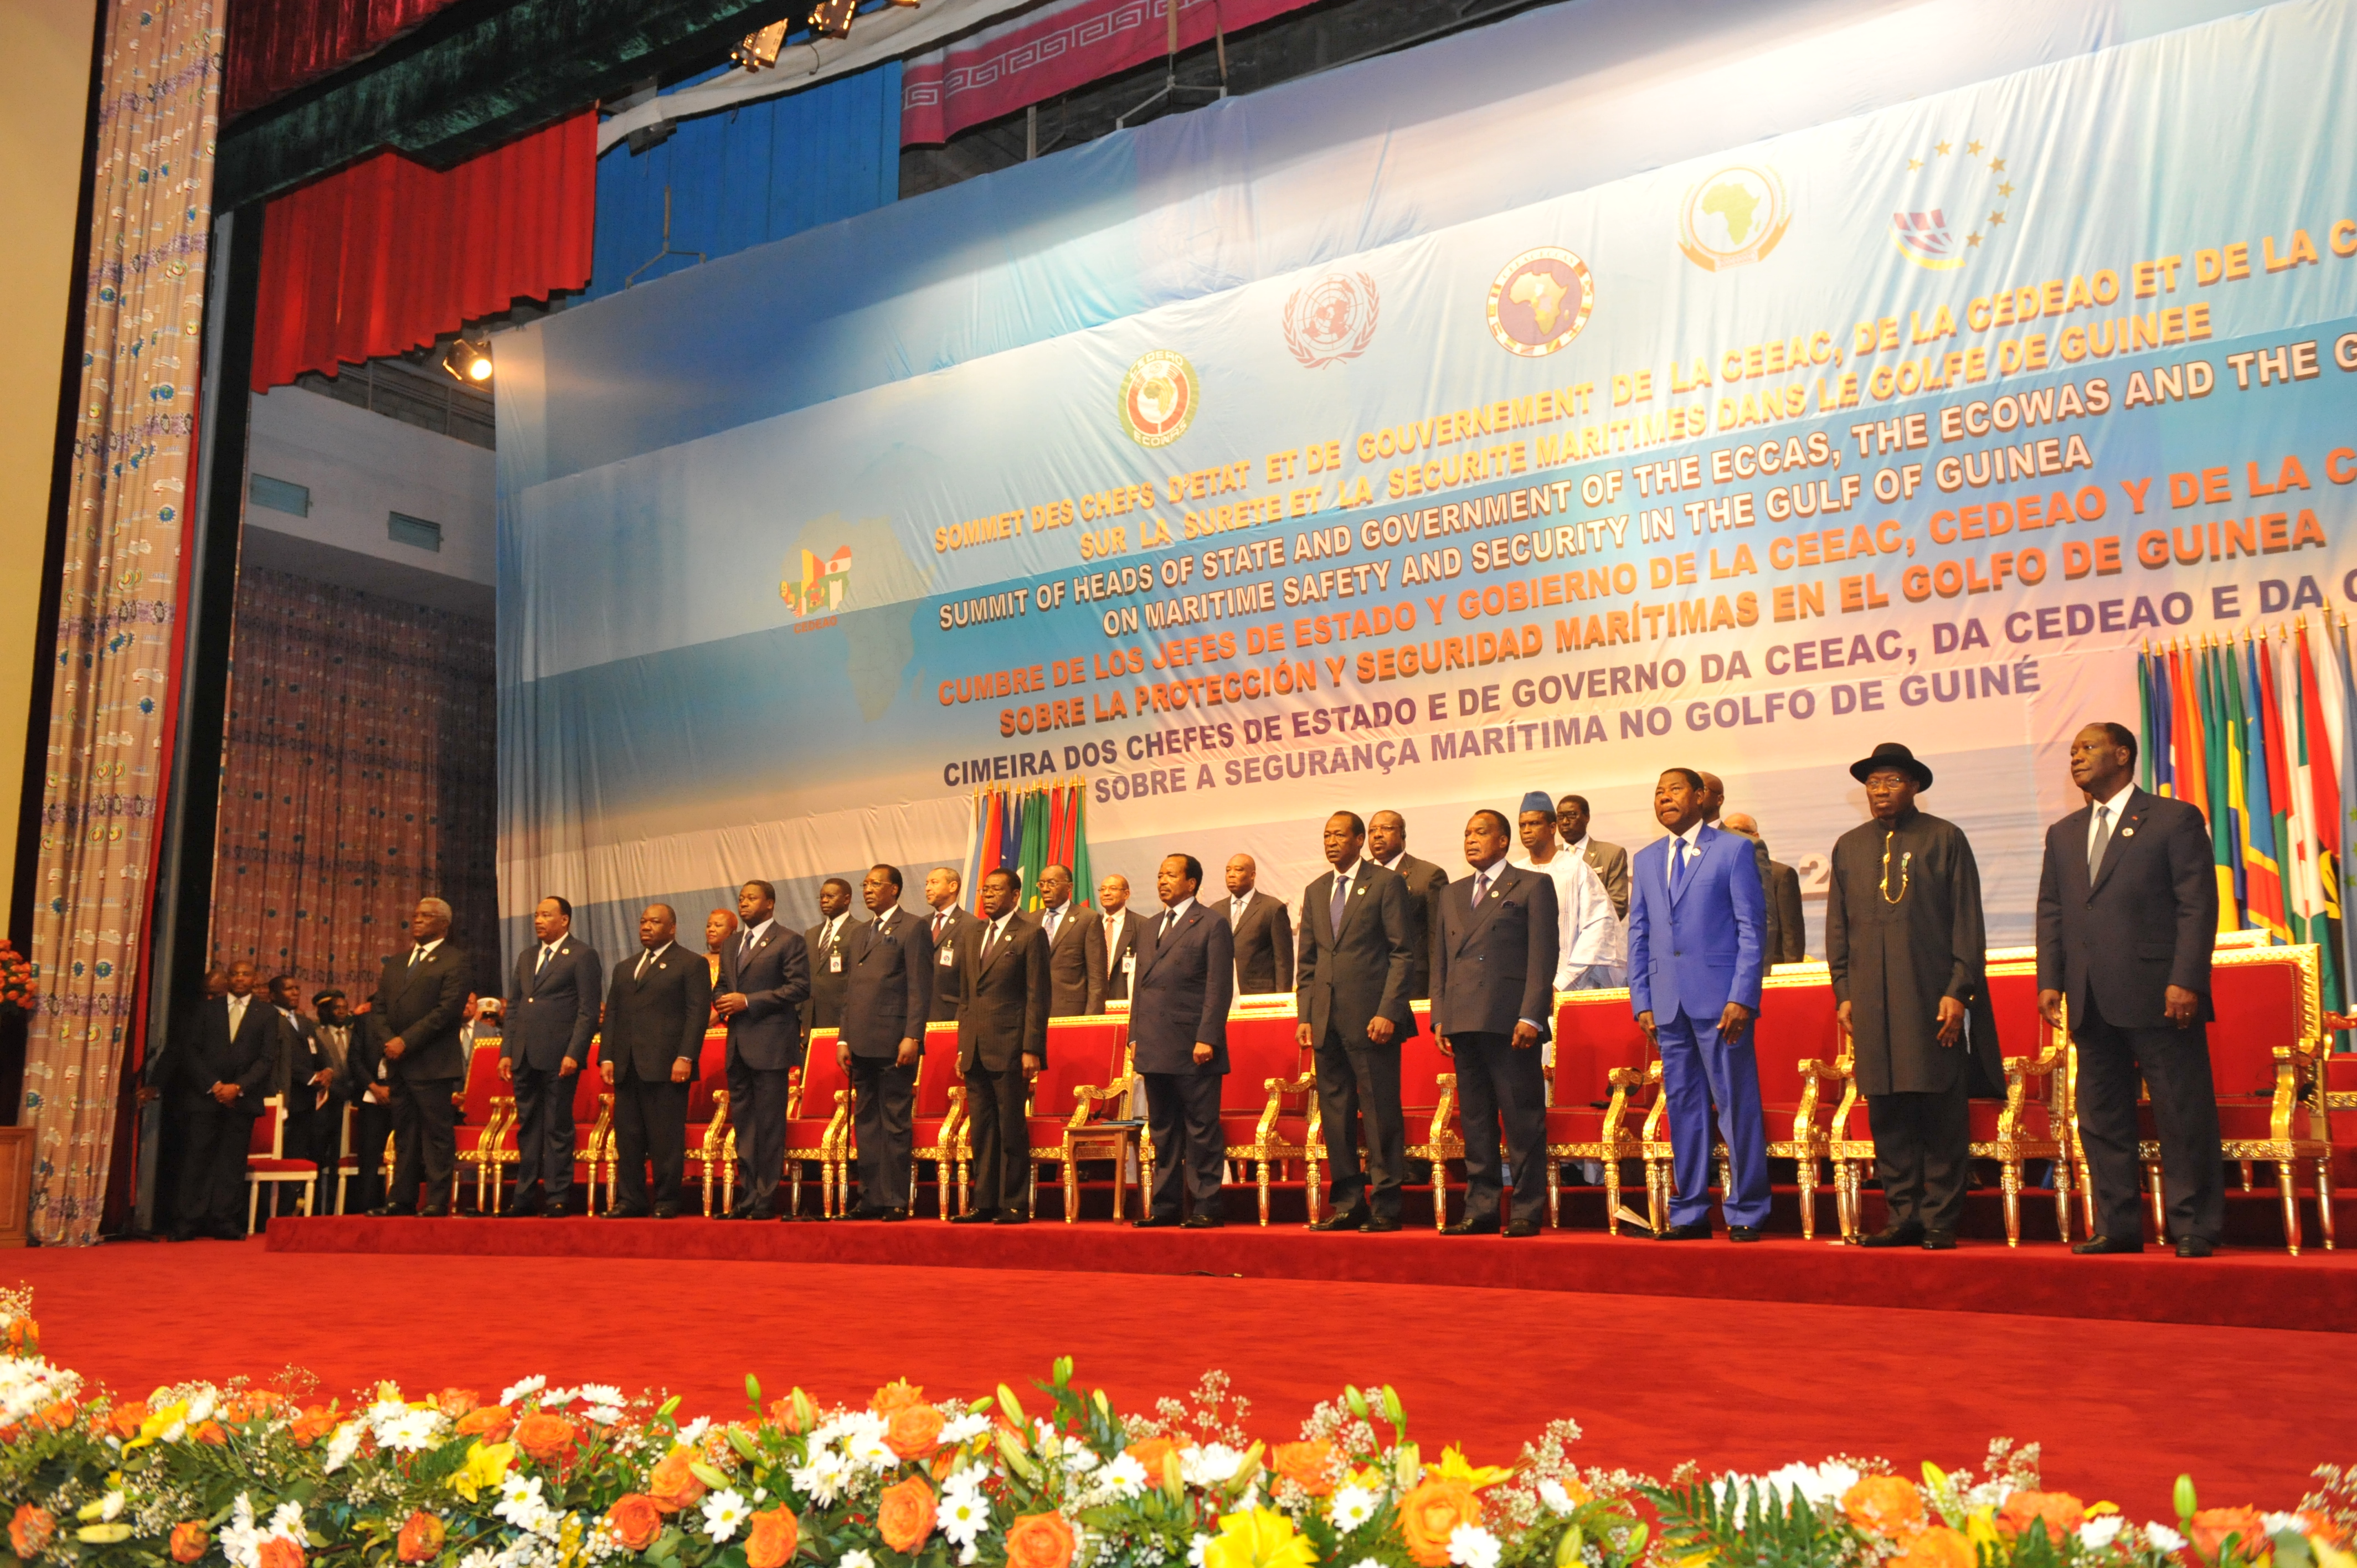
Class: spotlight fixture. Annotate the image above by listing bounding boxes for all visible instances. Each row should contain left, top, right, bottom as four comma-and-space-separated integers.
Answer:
733, 19, 790, 69
806, 0, 855, 39
441, 336, 493, 384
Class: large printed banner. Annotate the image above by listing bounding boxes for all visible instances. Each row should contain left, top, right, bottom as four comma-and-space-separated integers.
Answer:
500, 0, 2357, 966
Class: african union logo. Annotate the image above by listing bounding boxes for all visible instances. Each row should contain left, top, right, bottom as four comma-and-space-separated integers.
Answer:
1282, 271, 1380, 368
1888, 135, 2016, 271
1119, 349, 1198, 448
1678, 164, 1792, 272
1485, 247, 1594, 358
781, 545, 851, 615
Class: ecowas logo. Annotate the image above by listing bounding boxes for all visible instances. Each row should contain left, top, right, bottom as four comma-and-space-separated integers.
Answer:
1282, 271, 1380, 368
1677, 164, 1792, 271
1118, 349, 1199, 448
1887, 135, 2016, 271
781, 545, 851, 616
1484, 247, 1594, 357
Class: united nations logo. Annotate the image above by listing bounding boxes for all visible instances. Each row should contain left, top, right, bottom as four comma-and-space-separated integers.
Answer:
1485, 247, 1594, 358
1888, 135, 2015, 271
1119, 349, 1198, 448
1678, 165, 1792, 272
1282, 272, 1380, 368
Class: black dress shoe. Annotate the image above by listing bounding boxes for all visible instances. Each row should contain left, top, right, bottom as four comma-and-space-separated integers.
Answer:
167, 1227, 200, 1243
651, 1204, 679, 1219
2175, 1237, 2215, 1258
1308, 1209, 1370, 1232
1442, 1216, 1501, 1236
750, 1207, 780, 1222
1727, 1225, 1763, 1242
1360, 1216, 1402, 1233
1856, 1223, 1924, 1249
212, 1226, 248, 1241
1920, 1232, 1957, 1250
417, 1205, 450, 1219
542, 1200, 570, 1218
1182, 1214, 1223, 1229
880, 1208, 910, 1223
1655, 1221, 1712, 1240
841, 1204, 887, 1221
369, 1205, 413, 1218
2073, 1234, 2144, 1255
1504, 1218, 1542, 1237
994, 1212, 1029, 1225
606, 1205, 651, 1219
1132, 1214, 1181, 1228
949, 1209, 996, 1225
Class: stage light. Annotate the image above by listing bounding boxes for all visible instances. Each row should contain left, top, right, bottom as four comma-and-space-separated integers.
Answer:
441, 337, 493, 384
806, 0, 855, 39
733, 19, 790, 69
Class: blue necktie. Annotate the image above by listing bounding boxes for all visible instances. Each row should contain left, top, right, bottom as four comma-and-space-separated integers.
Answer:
1671, 839, 1688, 891
1330, 872, 1350, 936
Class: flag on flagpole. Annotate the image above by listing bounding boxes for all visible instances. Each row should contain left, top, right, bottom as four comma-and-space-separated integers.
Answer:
2290, 620, 2344, 1012
1069, 787, 1094, 913
2241, 634, 2288, 940
2171, 640, 2209, 828
1017, 787, 1049, 908
2139, 647, 2160, 794
2202, 639, 2243, 927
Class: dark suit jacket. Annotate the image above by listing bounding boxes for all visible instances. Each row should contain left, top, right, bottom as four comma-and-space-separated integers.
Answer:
1377, 852, 1450, 1002
1430, 863, 1558, 1041
1223, 890, 1295, 994
1084, 909, 1141, 1006
172, 994, 279, 1115
1765, 859, 1807, 963
502, 937, 602, 1070
1039, 901, 1100, 1018
1577, 837, 1630, 921
843, 905, 932, 1058
719, 920, 812, 1072
603, 942, 712, 1082
376, 941, 472, 1082
273, 1009, 326, 1106
805, 915, 858, 1032
923, 905, 983, 1022
1295, 862, 1414, 1045
342, 1010, 394, 1105
1130, 901, 1234, 1074
954, 912, 1051, 1073
2036, 786, 2217, 1030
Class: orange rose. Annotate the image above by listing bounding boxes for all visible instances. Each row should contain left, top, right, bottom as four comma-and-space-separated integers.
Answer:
1843, 1477, 1927, 1538
886, 1404, 946, 1461
9, 1504, 57, 1560
1999, 1492, 2087, 1543
397, 1512, 447, 1562
257, 1538, 306, 1568
1006, 1512, 1078, 1568
2191, 1508, 2271, 1560
879, 1477, 939, 1553
1892, 1526, 1974, 1568
111, 1401, 151, 1441
1398, 1478, 1483, 1568
435, 1389, 482, 1419
32, 1399, 77, 1432
455, 1406, 513, 1443
1272, 1440, 1335, 1497
4, 1316, 34, 1352
606, 1495, 665, 1553
2292, 1513, 2349, 1549
767, 1396, 806, 1434
873, 1380, 927, 1416
515, 1412, 579, 1465
1126, 1437, 1181, 1480
649, 1448, 708, 1514
169, 1523, 210, 1564
194, 1421, 228, 1446
289, 1406, 340, 1446
744, 1507, 800, 1568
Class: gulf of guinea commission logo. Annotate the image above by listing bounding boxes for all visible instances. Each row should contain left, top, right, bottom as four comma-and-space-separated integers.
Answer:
1485, 247, 1594, 357
1677, 164, 1792, 271
1119, 349, 1199, 448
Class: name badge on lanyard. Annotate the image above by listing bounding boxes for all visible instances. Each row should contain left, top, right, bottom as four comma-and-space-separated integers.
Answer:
939, 942, 956, 967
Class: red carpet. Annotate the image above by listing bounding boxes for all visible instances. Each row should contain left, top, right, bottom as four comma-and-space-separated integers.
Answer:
263, 1214, 2357, 1333
9, 1239, 2349, 1518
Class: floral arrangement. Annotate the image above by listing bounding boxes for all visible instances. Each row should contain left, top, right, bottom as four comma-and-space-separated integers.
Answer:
0, 941, 35, 1018
2, 1288, 2350, 1568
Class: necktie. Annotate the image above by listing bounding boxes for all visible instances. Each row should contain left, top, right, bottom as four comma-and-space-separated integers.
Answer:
537, 943, 554, 973
228, 996, 246, 1034
934, 912, 948, 943
1045, 907, 1060, 942
1232, 898, 1246, 929
1471, 871, 1489, 910
409, 945, 424, 968
1160, 910, 1177, 944
1330, 872, 1350, 936
1672, 839, 1689, 891
2088, 804, 2112, 882
983, 920, 1002, 963
636, 948, 653, 980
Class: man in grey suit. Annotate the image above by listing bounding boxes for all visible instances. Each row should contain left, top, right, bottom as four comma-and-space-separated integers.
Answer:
1430, 811, 1560, 1237
373, 898, 472, 1216
949, 867, 1049, 1224
1221, 855, 1294, 994
716, 879, 811, 1220
1723, 814, 1807, 963
805, 878, 858, 1046
2037, 721, 2222, 1257
1131, 854, 1236, 1227
838, 863, 932, 1220
600, 904, 711, 1218
923, 866, 982, 1023
1557, 795, 1629, 922
499, 895, 600, 1216
1036, 864, 1100, 1017
1368, 810, 1449, 1001
1086, 874, 1141, 1008
1295, 812, 1415, 1232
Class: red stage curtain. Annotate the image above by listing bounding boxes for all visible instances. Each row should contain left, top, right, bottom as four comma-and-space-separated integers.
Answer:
226, 0, 467, 118
250, 110, 596, 393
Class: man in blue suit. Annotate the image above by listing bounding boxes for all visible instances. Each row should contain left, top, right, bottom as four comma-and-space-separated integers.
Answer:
1627, 767, 1770, 1240
1130, 853, 1234, 1229
717, 879, 812, 1220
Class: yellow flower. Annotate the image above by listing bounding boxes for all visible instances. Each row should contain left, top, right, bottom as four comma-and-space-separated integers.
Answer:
1431, 1446, 1514, 1492
125, 1402, 188, 1452
1965, 1511, 2006, 1560
1203, 1508, 1319, 1568
2311, 1540, 2356, 1568
449, 1441, 517, 1502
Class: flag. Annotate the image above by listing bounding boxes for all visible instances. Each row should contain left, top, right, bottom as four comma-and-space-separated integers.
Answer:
2241, 635, 2288, 940
2139, 647, 2160, 794
1017, 787, 1049, 908
2202, 639, 2243, 927
2171, 641, 2209, 829
1069, 787, 1095, 913
2291, 621, 2344, 1013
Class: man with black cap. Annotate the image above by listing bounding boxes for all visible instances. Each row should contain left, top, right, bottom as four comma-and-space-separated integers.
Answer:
1824, 742, 2000, 1249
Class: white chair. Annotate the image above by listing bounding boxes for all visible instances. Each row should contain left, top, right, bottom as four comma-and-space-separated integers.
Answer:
245, 1094, 320, 1232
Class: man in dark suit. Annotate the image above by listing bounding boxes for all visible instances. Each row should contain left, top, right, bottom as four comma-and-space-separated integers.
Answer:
169, 959, 278, 1240
264, 974, 326, 1215
1087, 873, 1141, 1008
2037, 721, 2222, 1257
1221, 855, 1295, 994
1629, 770, 1770, 1241
922, 866, 981, 1023
1701, 772, 1784, 973
717, 879, 811, 1220
1432, 811, 1560, 1236
600, 904, 712, 1218
806, 878, 857, 1047
1557, 795, 1630, 921
1132, 854, 1236, 1227
1723, 814, 1808, 963
373, 898, 472, 1216
1367, 811, 1449, 1000
949, 867, 1049, 1224
338, 995, 397, 1214
497, 895, 600, 1217
1036, 864, 1100, 1017
1295, 812, 1415, 1232
838, 863, 932, 1220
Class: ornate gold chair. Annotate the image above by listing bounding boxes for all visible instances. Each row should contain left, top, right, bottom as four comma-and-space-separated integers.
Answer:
910, 1022, 971, 1219
778, 1027, 855, 1218
1401, 1003, 1465, 1230
1218, 997, 1317, 1226
683, 1028, 733, 1216
1544, 988, 1655, 1233
1964, 954, 2072, 1246
1022, 1018, 1131, 1220
570, 1040, 616, 1215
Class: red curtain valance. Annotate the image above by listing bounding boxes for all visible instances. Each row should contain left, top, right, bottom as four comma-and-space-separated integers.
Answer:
250, 110, 597, 393
226, 0, 467, 118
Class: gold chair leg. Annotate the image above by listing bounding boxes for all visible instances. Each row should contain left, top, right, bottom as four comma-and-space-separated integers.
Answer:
1256, 1159, 1271, 1227
2146, 1162, 2168, 1243
1547, 1160, 1560, 1230
1064, 1159, 1078, 1225
1432, 1160, 1448, 1231
2316, 1157, 2336, 1250
2278, 1159, 2303, 1256
1799, 1158, 1816, 1242
1604, 1157, 1622, 1236
2002, 1162, 2021, 1247
2051, 1158, 2071, 1244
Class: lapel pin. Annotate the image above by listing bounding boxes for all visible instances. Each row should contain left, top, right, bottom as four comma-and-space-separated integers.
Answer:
2122, 827, 2135, 837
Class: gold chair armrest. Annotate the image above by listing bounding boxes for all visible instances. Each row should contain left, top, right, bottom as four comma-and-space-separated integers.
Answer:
1067, 1079, 1128, 1129
1605, 1065, 1648, 1088
1428, 1071, 1459, 1146
824, 1090, 853, 1158
1254, 1071, 1316, 1144
1599, 1081, 1633, 1140
697, 1089, 733, 1158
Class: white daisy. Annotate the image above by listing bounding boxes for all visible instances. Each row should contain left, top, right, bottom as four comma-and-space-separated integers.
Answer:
1448, 1525, 1501, 1568
678, 1417, 712, 1445
1103, 1452, 1150, 1497
584, 1407, 625, 1427
1329, 1486, 1377, 1530
501, 1376, 548, 1406
578, 1384, 624, 1407
941, 1489, 992, 1548
843, 1553, 877, 1568
2077, 1519, 2124, 1550
1187, 1534, 1212, 1567
1182, 1445, 1248, 1488
790, 1447, 853, 1505
701, 1490, 750, 1543
323, 1422, 363, 1474
2145, 1525, 2188, 1551
378, 1407, 445, 1453
1538, 1479, 1579, 1516
2262, 1515, 2308, 1539
940, 1412, 992, 1445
